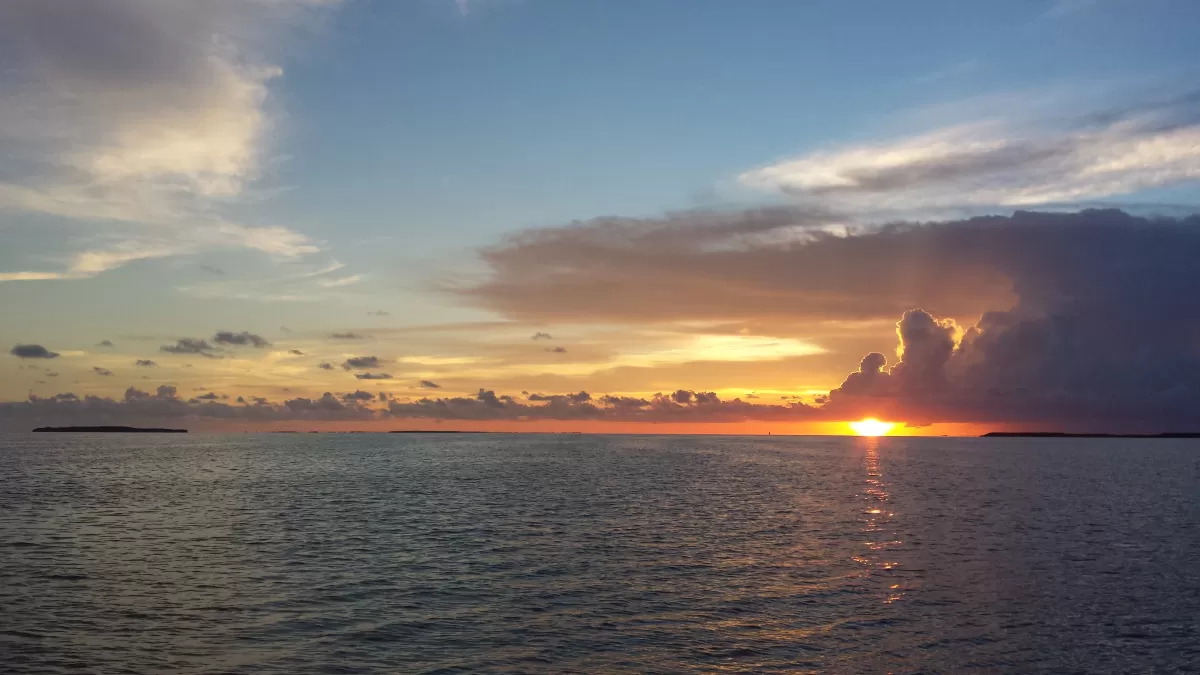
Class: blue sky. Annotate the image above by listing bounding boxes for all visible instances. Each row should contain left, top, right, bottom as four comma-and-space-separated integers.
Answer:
3, 0, 1200, 432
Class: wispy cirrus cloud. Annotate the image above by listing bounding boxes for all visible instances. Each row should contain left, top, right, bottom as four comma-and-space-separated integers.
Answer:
738, 91, 1200, 213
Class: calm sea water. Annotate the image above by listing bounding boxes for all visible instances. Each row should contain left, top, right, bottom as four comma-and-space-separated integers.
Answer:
1, 433, 1198, 674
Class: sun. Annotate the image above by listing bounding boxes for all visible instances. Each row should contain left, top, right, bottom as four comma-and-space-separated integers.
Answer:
848, 418, 896, 436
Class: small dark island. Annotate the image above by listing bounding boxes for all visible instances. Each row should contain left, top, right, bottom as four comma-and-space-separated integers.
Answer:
33, 426, 188, 433
982, 431, 1200, 438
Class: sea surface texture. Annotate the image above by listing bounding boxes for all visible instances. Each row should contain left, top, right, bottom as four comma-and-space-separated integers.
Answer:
1, 434, 1198, 673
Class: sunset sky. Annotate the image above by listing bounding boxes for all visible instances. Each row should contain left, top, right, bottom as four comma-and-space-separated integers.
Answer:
3, 0, 1200, 433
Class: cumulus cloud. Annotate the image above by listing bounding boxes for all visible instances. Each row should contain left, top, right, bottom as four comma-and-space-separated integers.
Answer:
738, 93, 1200, 212
355, 373, 393, 380
134, 359, 158, 367
93, 367, 113, 376
341, 356, 382, 371
96, 340, 114, 348
160, 338, 218, 358
318, 362, 335, 370
531, 332, 553, 340
0, 0, 332, 279
419, 380, 441, 389
813, 212, 1200, 430
213, 331, 271, 348
10, 344, 59, 359
342, 390, 374, 402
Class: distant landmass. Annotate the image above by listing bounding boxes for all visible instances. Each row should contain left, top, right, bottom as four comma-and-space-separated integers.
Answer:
388, 430, 485, 434
32, 426, 188, 433
982, 431, 1200, 438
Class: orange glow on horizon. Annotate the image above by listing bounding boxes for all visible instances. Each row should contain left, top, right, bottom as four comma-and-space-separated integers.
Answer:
848, 418, 897, 436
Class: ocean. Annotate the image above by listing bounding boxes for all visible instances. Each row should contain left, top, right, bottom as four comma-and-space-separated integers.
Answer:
1, 433, 1198, 673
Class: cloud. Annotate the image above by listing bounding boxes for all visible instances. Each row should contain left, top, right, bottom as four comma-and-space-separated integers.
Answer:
318, 362, 335, 370
318, 274, 363, 288
0, 0, 333, 278
93, 367, 113, 376
342, 390, 374, 402
194, 392, 220, 400
213, 331, 271, 348
288, 349, 305, 356
737, 94, 1200, 212
455, 208, 1200, 431
355, 373, 393, 380
96, 340, 114, 348
545, 346, 568, 353
330, 332, 367, 340
199, 265, 226, 276
160, 338, 218, 358
811, 210, 1200, 431
531, 332, 553, 341
10, 344, 59, 359
280, 325, 292, 333
0, 271, 74, 282
454, 206, 1012, 324
341, 356, 382, 370
368, 310, 391, 316
419, 380, 442, 389
134, 359, 158, 367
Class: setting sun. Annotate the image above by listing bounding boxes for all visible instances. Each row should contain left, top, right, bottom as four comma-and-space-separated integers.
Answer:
848, 418, 896, 436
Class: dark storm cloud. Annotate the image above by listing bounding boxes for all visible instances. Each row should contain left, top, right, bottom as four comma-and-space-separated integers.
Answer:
134, 359, 157, 367
355, 373, 393, 380
341, 356, 382, 371
816, 211, 1200, 431
96, 340, 114, 348
160, 338, 218, 358
93, 367, 113, 376
419, 380, 441, 389
10, 344, 59, 359
342, 390, 374, 402
213, 331, 271, 348
454, 208, 1200, 430
330, 332, 367, 340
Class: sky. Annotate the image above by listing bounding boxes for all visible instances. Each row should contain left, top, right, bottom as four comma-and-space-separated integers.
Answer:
3, 0, 1200, 434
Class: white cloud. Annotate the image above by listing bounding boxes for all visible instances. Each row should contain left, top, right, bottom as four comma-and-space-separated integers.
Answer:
738, 96, 1200, 212
0, 271, 72, 282
0, 0, 337, 279
319, 274, 364, 288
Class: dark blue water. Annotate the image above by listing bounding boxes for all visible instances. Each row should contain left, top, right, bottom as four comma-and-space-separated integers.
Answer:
1, 434, 1198, 673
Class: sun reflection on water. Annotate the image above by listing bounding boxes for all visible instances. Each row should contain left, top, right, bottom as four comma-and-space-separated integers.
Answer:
855, 436, 914, 604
